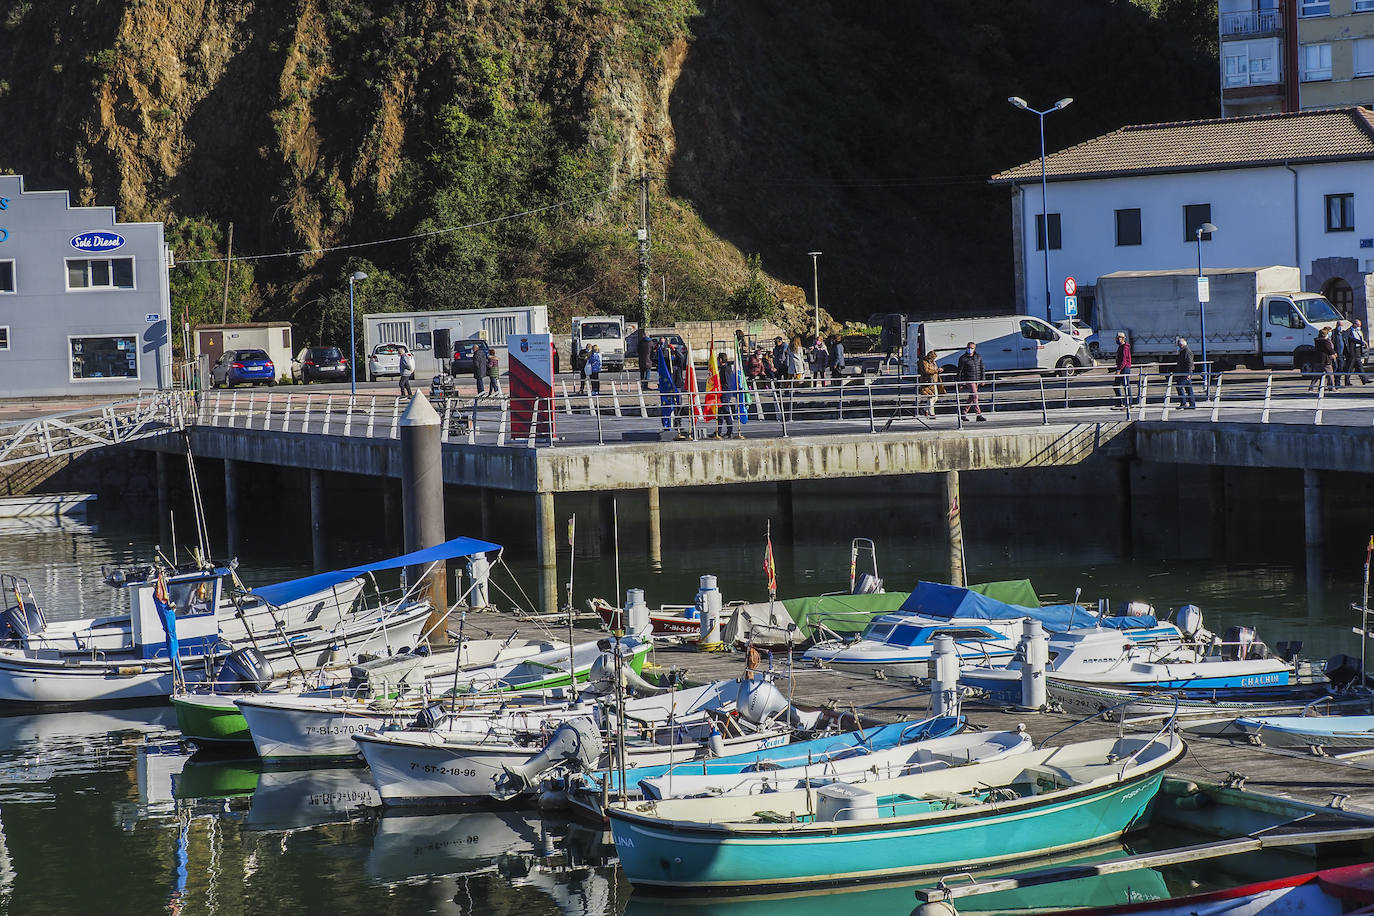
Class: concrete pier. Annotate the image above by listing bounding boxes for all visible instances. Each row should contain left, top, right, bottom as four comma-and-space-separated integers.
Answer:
646, 486, 662, 570
535, 490, 557, 614
1303, 468, 1323, 548
943, 470, 964, 587
399, 396, 448, 641
223, 458, 239, 558
309, 469, 326, 571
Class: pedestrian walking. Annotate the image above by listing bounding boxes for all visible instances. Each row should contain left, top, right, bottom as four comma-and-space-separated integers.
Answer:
398, 348, 415, 397
809, 336, 830, 385
714, 351, 741, 438
486, 349, 502, 397
918, 349, 942, 417
576, 346, 590, 394
787, 336, 805, 382
637, 334, 653, 387
671, 343, 689, 439
1345, 319, 1369, 386
587, 344, 603, 395
1174, 337, 1197, 409
472, 343, 489, 397
1112, 333, 1132, 410
1313, 327, 1337, 392
957, 341, 986, 421
829, 334, 846, 382
1333, 321, 1348, 388
772, 337, 788, 382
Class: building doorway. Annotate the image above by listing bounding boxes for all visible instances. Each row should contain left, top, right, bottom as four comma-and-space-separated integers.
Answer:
1322, 276, 1354, 318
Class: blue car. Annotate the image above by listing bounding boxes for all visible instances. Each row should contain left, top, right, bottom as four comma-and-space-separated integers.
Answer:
210, 348, 277, 388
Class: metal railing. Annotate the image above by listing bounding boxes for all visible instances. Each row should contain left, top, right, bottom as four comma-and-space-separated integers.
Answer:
0, 389, 195, 468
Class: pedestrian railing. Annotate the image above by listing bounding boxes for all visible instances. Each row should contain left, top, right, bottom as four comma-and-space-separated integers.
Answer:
186, 366, 1374, 449
0, 389, 195, 469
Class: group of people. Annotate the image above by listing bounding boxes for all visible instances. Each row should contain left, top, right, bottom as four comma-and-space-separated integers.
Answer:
1110, 333, 1197, 411
652, 339, 745, 440
914, 343, 988, 420
1311, 319, 1369, 391
760, 334, 846, 384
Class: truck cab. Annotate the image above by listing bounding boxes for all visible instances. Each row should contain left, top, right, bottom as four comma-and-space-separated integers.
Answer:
1263, 293, 1342, 372
571, 316, 626, 371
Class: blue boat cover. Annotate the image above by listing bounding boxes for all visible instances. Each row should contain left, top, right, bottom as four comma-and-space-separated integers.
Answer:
250, 536, 501, 608
1095, 615, 1161, 630
899, 581, 1097, 632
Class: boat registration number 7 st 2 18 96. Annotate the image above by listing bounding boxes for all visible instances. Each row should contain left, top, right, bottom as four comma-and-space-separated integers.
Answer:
410, 762, 478, 778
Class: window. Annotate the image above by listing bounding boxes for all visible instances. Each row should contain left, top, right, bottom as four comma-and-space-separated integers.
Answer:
1357, 39, 1374, 77
1301, 43, 1332, 81
0, 261, 11, 293
1300, 0, 1329, 15
0, 327, 8, 351
482, 316, 517, 346
1358, 0, 1374, 10
1326, 193, 1355, 232
1035, 213, 1062, 251
1019, 319, 1058, 342
412, 331, 432, 350
66, 257, 134, 290
69, 335, 138, 380
1223, 38, 1280, 87
1184, 204, 1213, 241
1115, 208, 1142, 246
1268, 301, 1301, 329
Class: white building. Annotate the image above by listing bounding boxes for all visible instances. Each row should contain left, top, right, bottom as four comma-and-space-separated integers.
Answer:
0, 175, 173, 397
990, 107, 1374, 327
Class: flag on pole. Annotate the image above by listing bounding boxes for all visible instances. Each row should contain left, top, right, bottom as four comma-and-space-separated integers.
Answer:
153, 570, 182, 683
683, 351, 703, 421
764, 532, 777, 595
656, 343, 679, 430
732, 335, 752, 425
567, 514, 576, 548
703, 344, 722, 420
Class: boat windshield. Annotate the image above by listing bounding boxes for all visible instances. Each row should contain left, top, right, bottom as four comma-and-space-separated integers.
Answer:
1295, 295, 1341, 323
861, 621, 895, 641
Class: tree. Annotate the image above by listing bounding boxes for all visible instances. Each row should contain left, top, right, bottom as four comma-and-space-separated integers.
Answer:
726, 254, 779, 320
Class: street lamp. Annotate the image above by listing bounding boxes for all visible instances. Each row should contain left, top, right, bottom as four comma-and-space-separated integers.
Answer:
1008, 96, 1073, 323
348, 270, 368, 396
1194, 222, 1218, 394
807, 251, 822, 341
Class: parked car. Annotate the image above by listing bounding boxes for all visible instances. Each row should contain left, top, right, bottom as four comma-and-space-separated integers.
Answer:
450, 339, 488, 374
367, 343, 408, 381
291, 346, 348, 383
210, 349, 276, 388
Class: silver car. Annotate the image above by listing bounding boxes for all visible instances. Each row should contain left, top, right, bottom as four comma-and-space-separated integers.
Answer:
367, 343, 407, 381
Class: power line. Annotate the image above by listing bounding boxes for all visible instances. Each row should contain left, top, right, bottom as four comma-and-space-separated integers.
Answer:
174, 186, 623, 266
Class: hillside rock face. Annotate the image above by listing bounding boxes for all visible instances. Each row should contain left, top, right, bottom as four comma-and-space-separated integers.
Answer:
0, 2, 1216, 326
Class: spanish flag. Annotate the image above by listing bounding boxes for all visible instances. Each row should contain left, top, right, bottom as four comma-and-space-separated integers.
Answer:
764, 532, 777, 596
683, 351, 703, 421
703, 345, 722, 420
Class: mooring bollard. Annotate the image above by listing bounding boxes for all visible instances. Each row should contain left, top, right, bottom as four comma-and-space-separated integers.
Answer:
1020, 617, 1048, 710
931, 634, 959, 717
399, 394, 448, 645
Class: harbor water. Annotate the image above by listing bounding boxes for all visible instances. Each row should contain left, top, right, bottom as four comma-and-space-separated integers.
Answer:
1, 474, 1371, 915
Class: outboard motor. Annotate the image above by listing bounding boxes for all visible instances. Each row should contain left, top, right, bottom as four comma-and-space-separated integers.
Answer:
852, 573, 883, 595
0, 603, 44, 644
736, 672, 808, 728
494, 718, 603, 801
1325, 654, 1364, 690
585, 650, 667, 697
1221, 625, 1257, 661
213, 647, 275, 693
413, 701, 449, 731
1176, 604, 1204, 637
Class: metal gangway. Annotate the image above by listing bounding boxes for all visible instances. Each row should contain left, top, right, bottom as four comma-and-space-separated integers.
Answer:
0, 390, 194, 469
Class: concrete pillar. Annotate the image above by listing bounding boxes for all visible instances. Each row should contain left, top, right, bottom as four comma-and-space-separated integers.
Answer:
479, 487, 495, 539
598, 491, 616, 553
399, 395, 448, 644
1303, 468, 1323, 549
777, 480, 795, 544
535, 489, 558, 614
155, 451, 171, 548
224, 458, 240, 558
1208, 465, 1227, 561
647, 486, 662, 571
309, 469, 327, 571
943, 470, 965, 587
382, 478, 399, 547
1117, 458, 1133, 560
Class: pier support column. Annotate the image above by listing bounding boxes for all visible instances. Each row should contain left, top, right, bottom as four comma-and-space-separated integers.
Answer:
155, 451, 171, 548
1208, 466, 1228, 561
1117, 458, 1134, 560
400, 396, 448, 645
382, 478, 400, 547
479, 487, 495, 539
647, 486, 662, 571
776, 480, 795, 544
942, 470, 965, 587
535, 489, 558, 614
1303, 469, 1323, 549
224, 458, 240, 558
598, 491, 616, 554
309, 469, 327, 571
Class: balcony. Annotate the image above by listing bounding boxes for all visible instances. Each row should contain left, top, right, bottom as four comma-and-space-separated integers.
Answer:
1220, 9, 1283, 36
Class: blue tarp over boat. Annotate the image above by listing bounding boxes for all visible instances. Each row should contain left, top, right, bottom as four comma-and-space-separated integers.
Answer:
250, 536, 501, 607
899, 581, 1098, 632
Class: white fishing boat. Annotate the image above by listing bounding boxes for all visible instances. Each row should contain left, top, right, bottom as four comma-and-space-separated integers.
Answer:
0, 536, 502, 710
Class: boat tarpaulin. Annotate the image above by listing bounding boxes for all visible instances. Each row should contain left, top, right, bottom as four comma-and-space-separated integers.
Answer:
249, 536, 501, 608
781, 592, 911, 638
899, 580, 1095, 631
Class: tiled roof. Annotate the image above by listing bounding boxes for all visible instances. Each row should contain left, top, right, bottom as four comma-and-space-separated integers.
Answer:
990, 107, 1374, 184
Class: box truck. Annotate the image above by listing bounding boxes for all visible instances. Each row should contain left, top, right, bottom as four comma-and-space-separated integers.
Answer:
1092, 266, 1341, 372
571, 315, 626, 371
361, 306, 548, 380
902, 315, 1092, 376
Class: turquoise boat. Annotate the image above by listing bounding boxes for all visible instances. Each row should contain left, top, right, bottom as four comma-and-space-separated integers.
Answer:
608, 732, 1183, 892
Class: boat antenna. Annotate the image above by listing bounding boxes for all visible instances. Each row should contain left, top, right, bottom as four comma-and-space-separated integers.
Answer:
181, 433, 212, 564
169, 508, 178, 570
1362, 535, 1373, 688
566, 513, 576, 693
613, 495, 621, 611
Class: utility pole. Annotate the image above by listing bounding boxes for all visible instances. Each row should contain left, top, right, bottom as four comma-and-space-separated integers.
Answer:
638, 173, 651, 330
220, 221, 234, 324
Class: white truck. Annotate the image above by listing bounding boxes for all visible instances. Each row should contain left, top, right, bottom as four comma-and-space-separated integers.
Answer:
571, 315, 626, 371
901, 314, 1092, 376
1093, 266, 1342, 372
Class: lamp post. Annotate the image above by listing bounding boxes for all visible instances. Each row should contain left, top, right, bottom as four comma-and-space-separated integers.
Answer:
348, 270, 368, 396
1008, 96, 1073, 323
1194, 222, 1218, 395
807, 251, 822, 341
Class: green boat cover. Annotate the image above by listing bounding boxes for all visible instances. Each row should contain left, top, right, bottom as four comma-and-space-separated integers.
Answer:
783, 579, 1040, 639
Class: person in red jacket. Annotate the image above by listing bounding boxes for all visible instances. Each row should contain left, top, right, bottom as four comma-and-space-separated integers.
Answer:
1113, 333, 1132, 410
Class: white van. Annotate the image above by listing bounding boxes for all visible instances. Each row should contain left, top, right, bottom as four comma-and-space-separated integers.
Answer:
902, 315, 1093, 375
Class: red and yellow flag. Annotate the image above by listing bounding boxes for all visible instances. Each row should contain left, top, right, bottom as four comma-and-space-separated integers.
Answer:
764, 533, 777, 595
683, 351, 703, 421
703, 345, 722, 420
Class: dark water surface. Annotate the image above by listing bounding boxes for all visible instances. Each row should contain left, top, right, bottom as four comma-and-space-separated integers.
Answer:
0, 474, 1369, 915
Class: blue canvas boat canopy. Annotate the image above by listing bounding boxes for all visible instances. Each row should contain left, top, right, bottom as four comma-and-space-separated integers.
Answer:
899, 581, 1097, 632
249, 537, 501, 607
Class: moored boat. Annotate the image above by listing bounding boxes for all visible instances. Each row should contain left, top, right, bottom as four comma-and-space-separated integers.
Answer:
608, 731, 1184, 891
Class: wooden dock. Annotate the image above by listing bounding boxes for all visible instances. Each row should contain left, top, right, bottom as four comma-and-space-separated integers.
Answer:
463, 608, 1374, 823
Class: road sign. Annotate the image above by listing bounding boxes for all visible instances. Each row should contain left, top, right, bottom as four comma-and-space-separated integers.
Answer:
1197, 277, 1210, 303
1064, 295, 1078, 317
1064, 276, 1077, 296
